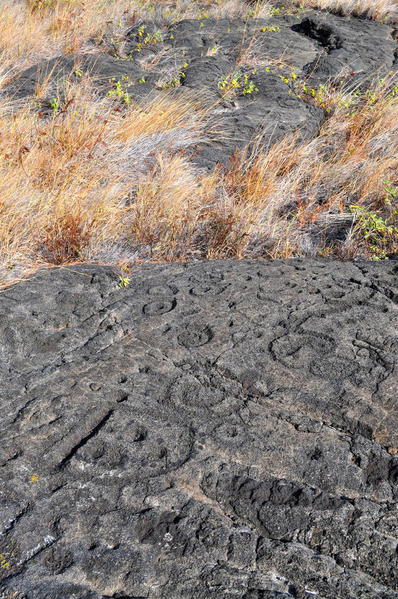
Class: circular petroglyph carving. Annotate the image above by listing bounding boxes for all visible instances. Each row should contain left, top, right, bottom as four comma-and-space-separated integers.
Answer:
189, 270, 224, 284
177, 323, 213, 348
143, 298, 177, 316
309, 356, 359, 381
270, 332, 336, 368
189, 283, 227, 296
147, 284, 178, 296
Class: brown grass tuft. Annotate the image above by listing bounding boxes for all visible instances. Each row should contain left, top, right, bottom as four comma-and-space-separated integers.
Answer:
295, 0, 398, 24
0, 0, 397, 285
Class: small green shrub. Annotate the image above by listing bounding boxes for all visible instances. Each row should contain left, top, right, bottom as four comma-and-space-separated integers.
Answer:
118, 276, 131, 288
49, 97, 60, 112
157, 62, 188, 89
107, 76, 132, 105
270, 5, 305, 17
134, 25, 164, 52
218, 71, 258, 96
350, 195, 398, 260
385, 180, 398, 203
260, 26, 281, 33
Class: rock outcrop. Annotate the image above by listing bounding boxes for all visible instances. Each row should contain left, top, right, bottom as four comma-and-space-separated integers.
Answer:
6, 10, 398, 168
1, 259, 397, 598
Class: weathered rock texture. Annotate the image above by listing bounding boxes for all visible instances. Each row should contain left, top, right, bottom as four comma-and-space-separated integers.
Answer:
6, 10, 398, 168
1, 259, 398, 598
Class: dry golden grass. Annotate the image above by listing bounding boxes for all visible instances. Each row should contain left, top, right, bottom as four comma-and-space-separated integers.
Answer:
1, 71, 397, 284
129, 74, 398, 262
0, 0, 395, 68
0, 77, 210, 277
0, 0, 272, 78
0, 0, 397, 285
295, 0, 398, 23
0, 0, 394, 82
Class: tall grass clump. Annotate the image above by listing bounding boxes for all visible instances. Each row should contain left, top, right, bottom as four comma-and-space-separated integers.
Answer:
0, 0, 397, 286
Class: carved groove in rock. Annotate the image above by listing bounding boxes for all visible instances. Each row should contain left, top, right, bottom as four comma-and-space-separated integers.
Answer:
0, 259, 397, 598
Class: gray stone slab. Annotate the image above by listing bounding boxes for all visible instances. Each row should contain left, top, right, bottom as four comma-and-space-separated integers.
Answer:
0, 258, 397, 598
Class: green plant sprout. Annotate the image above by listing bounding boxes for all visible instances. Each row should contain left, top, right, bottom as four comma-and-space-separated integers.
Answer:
270, 4, 305, 17
107, 76, 132, 105
0, 553, 11, 570
158, 77, 180, 89
300, 82, 331, 110
158, 63, 188, 89
49, 97, 60, 111
134, 25, 164, 52
207, 46, 220, 56
260, 26, 281, 33
270, 7, 281, 15
218, 71, 259, 96
118, 276, 131, 288
384, 180, 398, 203
350, 202, 398, 260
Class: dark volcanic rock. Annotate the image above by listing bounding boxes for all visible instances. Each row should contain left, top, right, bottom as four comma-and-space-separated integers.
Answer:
5, 53, 146, 100
0, 259, 398, 598
291, 11, 397, 84
5, 10, 397, 168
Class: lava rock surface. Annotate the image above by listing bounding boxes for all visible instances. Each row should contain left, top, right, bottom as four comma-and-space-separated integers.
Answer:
1, 259, 398, 598
5, 10, 398, 168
